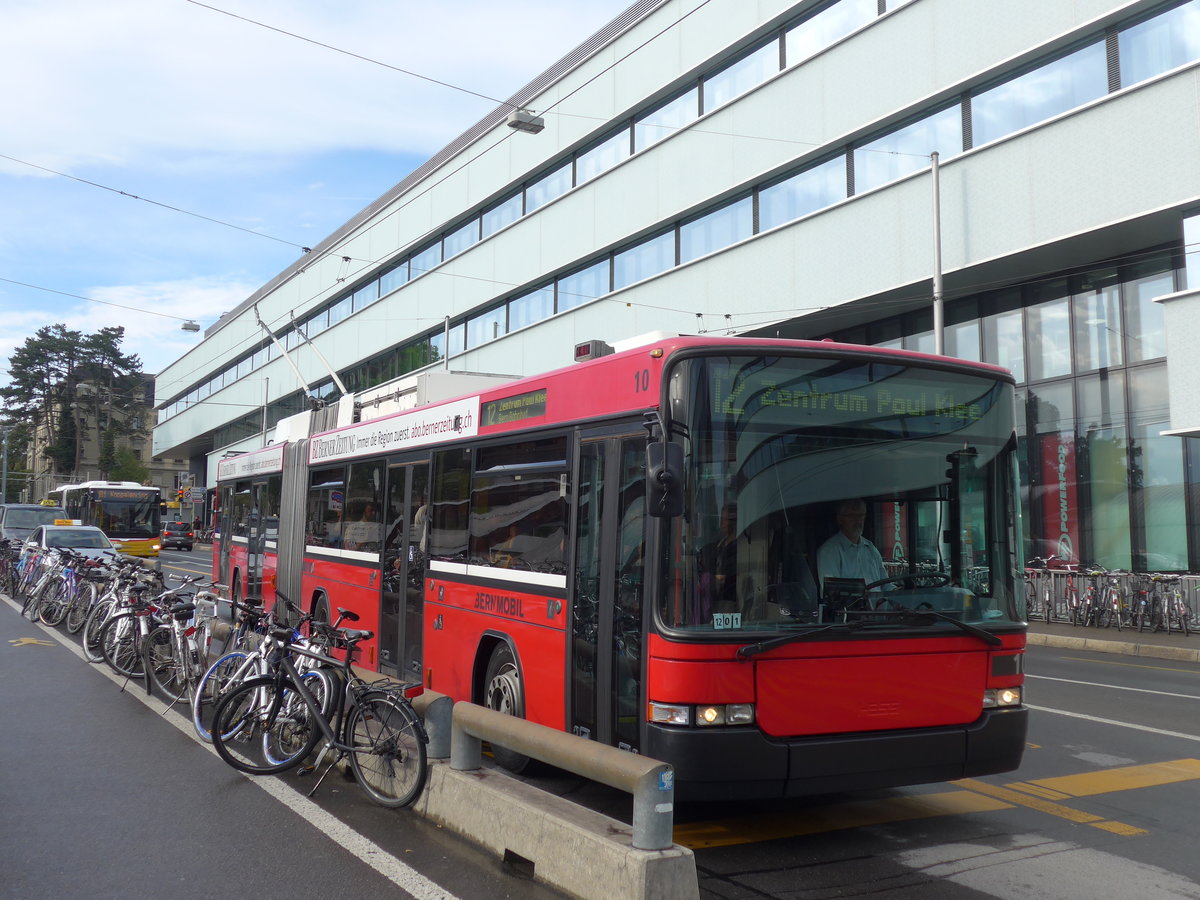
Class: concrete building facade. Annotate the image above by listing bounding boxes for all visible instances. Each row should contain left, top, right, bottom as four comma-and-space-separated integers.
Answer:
153, 0, 1200, 572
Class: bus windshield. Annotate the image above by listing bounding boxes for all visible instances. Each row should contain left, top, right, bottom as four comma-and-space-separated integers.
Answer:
658, 353, 1021, 635
90, 490, 160, 539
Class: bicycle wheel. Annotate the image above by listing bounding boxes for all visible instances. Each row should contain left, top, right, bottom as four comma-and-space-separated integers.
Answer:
65, 582, 98, 634
212, 676, 320, 776
82, 598, 115, 662
346, 693, 428, 808
262, 669, 334, 768
193, 651, 253, 742
38, 581, 70, 627
100, 612, 145, 678
144, 625, 188, 703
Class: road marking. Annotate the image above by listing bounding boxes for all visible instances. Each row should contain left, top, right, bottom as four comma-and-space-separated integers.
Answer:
1, 594, 459, 900
8, 637, 55, 647
954, 779, 1146, 835
1058, 655, 1200, 675
674, 789, 1012, 849
1027, 703, 1200, 743
1019, 758, 1200, 798
1027, 673, 1200, 700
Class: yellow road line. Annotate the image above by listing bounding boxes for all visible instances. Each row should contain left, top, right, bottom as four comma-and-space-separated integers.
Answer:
674, 790, 1011, 849
1021, 758, 1200, 798
954, 778, 1108, 825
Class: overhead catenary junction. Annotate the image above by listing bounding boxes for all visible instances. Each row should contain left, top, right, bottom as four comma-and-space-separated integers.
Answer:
154, 0, 1200, 574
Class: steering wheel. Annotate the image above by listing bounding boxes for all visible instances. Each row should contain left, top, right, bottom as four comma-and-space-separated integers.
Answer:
865, 572, 953, 592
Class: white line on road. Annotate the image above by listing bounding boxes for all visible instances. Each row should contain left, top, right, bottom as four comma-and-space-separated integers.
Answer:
1027, 674, 1200, 701
4, 595, 459, 900
1026, 703, 1200, 743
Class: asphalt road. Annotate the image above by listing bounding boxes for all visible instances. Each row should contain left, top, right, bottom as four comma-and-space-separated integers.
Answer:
0, 549, 564, 900
9, 547, 1200, 899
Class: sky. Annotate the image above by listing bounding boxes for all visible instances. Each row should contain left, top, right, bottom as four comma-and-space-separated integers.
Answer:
0, 0, 634, 380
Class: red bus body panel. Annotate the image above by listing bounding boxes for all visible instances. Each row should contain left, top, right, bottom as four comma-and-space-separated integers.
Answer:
425, 576, 567, 728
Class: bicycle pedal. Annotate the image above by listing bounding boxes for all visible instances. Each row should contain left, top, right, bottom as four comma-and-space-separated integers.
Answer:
296, 764, 317, 777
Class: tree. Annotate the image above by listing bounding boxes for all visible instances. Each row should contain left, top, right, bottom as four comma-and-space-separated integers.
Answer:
108, 446, 148, 484
0, 324, 146, 477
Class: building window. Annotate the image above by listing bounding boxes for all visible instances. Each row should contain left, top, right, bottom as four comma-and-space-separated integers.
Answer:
410, 243, 442, 279
702, 40, 780, 113
508, 285, 555, 332
1123, 264, 1173, 362
481, 194, 523, 237
854, 105, 960, 194
577, 127, 631, 184
526, 163, 573, 213
1026, 289, 1072, 381
971, 41, 1108, 147
380, 262, 409, 296
982, 305, 1026, 383
635, 88, 699, 150
558, 260, 610, 311
614, 232, 675, 290
680, 197, 753, 263
1118, 0, 1200, 89
466, 307, 505, 348
1077, 371, 1131, 569
759, 157, 845, 230
1071, 270, 1123, 372
785, 0, 876, 67
443, 219, 480, 259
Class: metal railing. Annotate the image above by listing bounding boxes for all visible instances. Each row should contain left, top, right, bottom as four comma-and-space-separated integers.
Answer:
450, 702, 676, 851
1024, 568, 1199, 622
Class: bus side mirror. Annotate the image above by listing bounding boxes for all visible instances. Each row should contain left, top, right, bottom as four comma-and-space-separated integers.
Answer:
646, 442, 684, 518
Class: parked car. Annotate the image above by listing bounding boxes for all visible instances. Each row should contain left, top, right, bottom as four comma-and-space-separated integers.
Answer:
25, 524, 119, 560
161, 520, 194, 551
0, 504, 69, 543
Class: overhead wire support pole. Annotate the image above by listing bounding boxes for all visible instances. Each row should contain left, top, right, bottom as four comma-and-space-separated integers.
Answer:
931, 150, 945, 356
254, 304, 312, 397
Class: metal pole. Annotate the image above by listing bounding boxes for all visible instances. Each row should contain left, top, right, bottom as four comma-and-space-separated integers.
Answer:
443, 316, 451, 371
261, 377, 269, 448
1, 428, 9, 502
931, 151, 945, 356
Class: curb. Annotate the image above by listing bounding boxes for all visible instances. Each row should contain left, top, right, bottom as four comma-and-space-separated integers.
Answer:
1026, 631, 1200, 664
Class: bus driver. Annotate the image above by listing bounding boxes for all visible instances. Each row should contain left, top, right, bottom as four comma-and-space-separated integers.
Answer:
816, 499, 888, 593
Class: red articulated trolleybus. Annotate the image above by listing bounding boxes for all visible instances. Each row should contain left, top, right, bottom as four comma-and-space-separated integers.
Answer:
216, 336, 1028, 800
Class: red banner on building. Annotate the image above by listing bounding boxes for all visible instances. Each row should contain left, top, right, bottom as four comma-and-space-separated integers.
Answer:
1039, 433, 1079, 564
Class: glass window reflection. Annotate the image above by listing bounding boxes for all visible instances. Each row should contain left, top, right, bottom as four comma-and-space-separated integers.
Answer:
1071, 271, 1122, 371
526, 163, 572, 212
703, 40, 779, 112
614, 232, 675, 290
1119, 0, 1200, 88
1026, 292, 1072, 381
508, 285, 555, 331
972, 42, 1107, 147
680, 197, 752, 263
635, 88, 699, 150
558, 260, 610, 311
854, 105, 960, 194
759, 157, 845, 230
482, 194, 523, 238
577, 128, 630, 183
785, 0, 876, 66
1124, 266, 1173, 362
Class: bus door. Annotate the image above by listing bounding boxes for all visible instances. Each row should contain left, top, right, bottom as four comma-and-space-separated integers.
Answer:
570, 430, 647, 752
380, 459, 430, 678
245, 482, 269, 601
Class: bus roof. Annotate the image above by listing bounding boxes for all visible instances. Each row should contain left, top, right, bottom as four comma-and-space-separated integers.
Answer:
303, 335, 1014, 467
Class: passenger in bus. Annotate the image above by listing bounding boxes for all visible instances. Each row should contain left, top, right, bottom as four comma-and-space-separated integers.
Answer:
817, 499, 889, 593
343, 502, 382, 551
699, 502, 739, 612
322, 509, 344, 547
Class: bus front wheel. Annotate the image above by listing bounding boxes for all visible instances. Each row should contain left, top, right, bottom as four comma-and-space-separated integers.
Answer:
482, 643, 530, 774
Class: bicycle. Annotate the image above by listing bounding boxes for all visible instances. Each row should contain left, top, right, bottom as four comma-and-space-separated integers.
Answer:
1151, 574, 1191, 637
1094, 569, 1131, 631
193, 595, 347, 745
142, 577, 221, 707
1025, 556, 1056, 622
211, 621, 428, 808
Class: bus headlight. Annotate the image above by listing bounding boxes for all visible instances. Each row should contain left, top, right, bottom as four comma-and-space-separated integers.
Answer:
650, 702, 755, 727
983, 687, 1022, 708
649, 702, 691, 726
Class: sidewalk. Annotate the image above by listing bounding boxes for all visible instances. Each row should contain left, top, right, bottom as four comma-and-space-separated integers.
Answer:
1026, 618, 1200, 664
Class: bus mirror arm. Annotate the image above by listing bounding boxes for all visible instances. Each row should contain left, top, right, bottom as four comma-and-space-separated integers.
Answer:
646, 441, 684, 518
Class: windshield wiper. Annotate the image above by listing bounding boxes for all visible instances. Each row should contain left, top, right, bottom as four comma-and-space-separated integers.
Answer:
890, 606, 1002, 646
736, 621, 864, 659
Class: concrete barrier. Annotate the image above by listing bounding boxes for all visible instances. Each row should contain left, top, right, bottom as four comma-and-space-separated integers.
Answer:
414, 701, 698, 900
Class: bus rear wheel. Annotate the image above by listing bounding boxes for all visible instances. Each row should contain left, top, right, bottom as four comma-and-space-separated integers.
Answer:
482, 643, 530, 774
